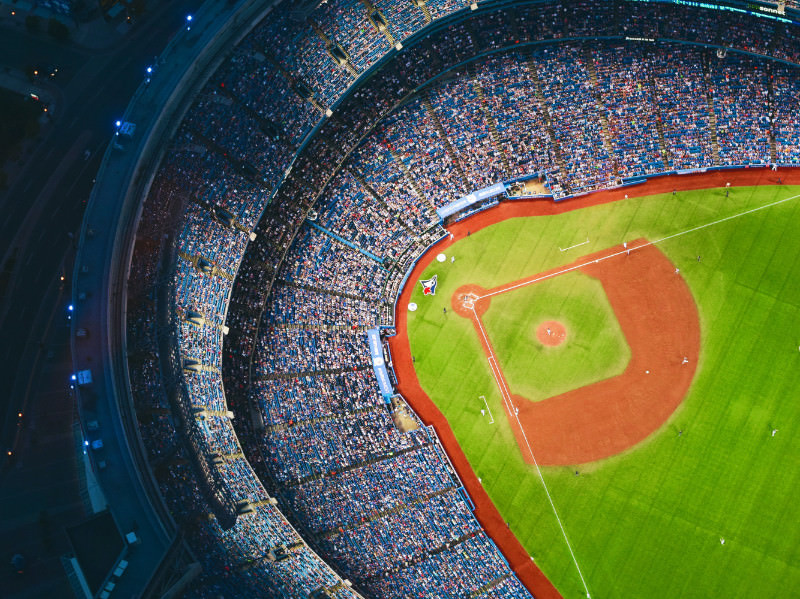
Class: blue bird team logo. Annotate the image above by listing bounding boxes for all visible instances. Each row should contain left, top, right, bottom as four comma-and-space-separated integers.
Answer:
420, 274, 438, 296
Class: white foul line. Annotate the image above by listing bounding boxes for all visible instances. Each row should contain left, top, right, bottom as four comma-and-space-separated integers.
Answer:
464, 191, 800, 598
559, 237, 590, 252
479, 395, 494, 424
478, 192, 800, 302
471, 305, 593, 598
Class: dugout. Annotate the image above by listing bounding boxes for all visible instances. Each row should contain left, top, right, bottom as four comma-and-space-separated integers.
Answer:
436, 182, 508, 225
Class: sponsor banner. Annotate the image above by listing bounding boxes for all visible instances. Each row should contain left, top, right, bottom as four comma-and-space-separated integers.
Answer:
366, 328, 393, 397
436, 182, 507, 219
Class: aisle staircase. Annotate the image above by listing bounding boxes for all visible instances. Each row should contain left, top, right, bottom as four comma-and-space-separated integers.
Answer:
268, 322, 373, 332
359, 0, 396, 47
190, 194, 254, 236
648, 72, 673, 167
264, 53, 328, 115
582, 46, 619, 179
524, 54, 572, 194
217, 83, 281, 140
277, 277, 368, 302
469, 65, 511, 176
387, 147, 438, 214
178, 251, 234, 281
256, 364, 371, 382
310, 19, 359, 77
284, 439, 433, 488
767, 64, 778, 163
264, 406, 383, 437
318, 486, 457, 537
346, 166, 418, 234
185, 127, 261, 185
421, 93, 469, 189
701, 58, 722, 165
416, 0, 432, 24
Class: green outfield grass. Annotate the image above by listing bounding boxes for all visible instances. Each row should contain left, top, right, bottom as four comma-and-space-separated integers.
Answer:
482, 272, 631, 401
407, 185, 800, 598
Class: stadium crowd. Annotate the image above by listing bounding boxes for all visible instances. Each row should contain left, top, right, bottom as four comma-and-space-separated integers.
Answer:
122, 1, 800, 597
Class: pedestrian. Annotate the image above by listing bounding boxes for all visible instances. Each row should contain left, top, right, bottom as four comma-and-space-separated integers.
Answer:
772, 428, 778, 437
675, 267, 680, 274
672, 189, 676, 196
412, 355, 416, 363
451, 255, 455, 263
678, 429, 683, 437
682, 356, 689, 364
697, 255, 701, 262
443, 307, 447, 314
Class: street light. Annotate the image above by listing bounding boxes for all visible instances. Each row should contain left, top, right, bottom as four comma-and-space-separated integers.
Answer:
186, 14, 193, 30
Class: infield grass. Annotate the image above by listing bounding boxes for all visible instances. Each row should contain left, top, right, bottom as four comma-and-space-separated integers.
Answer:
482, 272, 631, 401
407, 185, 800, 598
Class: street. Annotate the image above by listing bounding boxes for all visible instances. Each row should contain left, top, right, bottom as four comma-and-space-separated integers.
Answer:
0, 1, 202, 595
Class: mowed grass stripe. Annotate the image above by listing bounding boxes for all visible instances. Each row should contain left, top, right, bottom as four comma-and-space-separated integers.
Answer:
407, 186, 800, 598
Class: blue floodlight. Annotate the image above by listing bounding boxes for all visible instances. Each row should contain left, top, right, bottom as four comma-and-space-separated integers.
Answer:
71, 374, 77, 381
68, 304, 74, 311
115, 120, 121, 128
146, 66, 153, 74
186, 14, 193, 21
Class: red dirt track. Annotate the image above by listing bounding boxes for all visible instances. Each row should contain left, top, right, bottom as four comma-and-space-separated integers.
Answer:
388, 168, 800, 599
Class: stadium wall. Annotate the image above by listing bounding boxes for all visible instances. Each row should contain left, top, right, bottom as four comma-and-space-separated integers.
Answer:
70, 0, 280, 593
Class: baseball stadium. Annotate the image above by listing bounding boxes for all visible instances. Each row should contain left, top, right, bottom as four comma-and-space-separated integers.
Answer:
68, 0, 800, 598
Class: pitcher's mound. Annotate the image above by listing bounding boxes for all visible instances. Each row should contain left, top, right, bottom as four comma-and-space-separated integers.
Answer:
537, 320, 567, 347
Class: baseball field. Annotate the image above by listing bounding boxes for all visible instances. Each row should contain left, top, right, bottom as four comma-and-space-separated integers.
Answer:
394, 176, 800, 598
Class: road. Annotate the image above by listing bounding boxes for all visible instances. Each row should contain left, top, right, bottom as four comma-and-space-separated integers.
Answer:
0, 1, 202, 594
